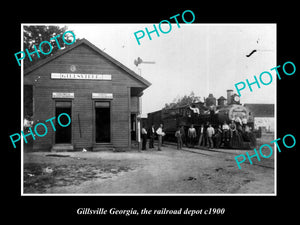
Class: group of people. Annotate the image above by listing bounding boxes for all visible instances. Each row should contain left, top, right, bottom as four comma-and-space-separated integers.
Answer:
141, 118, 253, 151
141, 124, 165, 151
175, 120, 252, 150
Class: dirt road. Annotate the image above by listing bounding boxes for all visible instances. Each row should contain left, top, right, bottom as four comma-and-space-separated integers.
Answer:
23, 145, 274, 194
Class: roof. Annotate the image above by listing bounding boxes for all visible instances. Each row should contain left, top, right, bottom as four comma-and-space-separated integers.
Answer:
244, 104, 274, 117
24, 38, 151, 87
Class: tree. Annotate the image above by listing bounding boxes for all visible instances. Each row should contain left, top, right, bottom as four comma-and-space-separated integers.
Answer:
23, 25, 75, 69
163, 91, 202, 109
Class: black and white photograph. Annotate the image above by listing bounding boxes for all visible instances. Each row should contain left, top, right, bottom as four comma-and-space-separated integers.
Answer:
21, 23, 276, 195
4, 4, 299, 222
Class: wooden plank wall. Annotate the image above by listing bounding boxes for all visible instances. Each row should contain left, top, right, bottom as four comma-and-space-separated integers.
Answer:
25, 44, 144, 151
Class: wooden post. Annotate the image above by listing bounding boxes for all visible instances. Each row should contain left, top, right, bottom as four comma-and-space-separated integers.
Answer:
78, 113, 82, 138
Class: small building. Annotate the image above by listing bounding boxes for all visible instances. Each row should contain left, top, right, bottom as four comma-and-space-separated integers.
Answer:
24, 38, 151, 151
244, 104, 275, 132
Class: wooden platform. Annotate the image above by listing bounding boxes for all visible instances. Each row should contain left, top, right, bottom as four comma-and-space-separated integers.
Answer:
51, 144, 74, 152
92, 143, 115, 151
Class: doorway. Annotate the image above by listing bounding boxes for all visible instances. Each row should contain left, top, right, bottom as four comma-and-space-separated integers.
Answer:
55, 101, 72, 144
131, 113, 136, 141
95, 101, 111, 143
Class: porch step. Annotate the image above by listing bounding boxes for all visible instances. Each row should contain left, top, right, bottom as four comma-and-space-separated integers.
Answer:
51, 144, 74, 152
92, 143, 115, 151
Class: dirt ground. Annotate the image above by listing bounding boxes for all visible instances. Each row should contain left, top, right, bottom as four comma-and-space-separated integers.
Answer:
23, 136, 275, 194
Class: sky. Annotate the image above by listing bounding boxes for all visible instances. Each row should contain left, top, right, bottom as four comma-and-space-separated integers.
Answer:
62, 23, 276, 117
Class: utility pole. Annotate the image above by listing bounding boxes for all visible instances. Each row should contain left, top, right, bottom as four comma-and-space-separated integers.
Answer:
134, 57, 156, 151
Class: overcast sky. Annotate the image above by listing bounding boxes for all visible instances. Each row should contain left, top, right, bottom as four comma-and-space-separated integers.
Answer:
62, 24, 276, 117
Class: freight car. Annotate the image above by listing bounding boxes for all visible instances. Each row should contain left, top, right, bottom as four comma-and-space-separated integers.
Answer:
147, 90, 256, 149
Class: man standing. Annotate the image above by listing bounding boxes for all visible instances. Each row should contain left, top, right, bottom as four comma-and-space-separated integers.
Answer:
148, 124, 155, 149
214, 125, 223, 148
188, 124, 197, 148
175, 126, 183, 150
156, 124, 165, 151
198, 124, 205, 147
141, 125, 148, 150
242, 115, 248, 131
204, 122, 209, 147
180, 125, 187, 147
222, 121, 230, 147
24, 115, 34, 133
206, 124, 215, 149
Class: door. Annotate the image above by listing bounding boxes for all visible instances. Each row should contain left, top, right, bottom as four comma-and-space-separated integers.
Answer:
95, 101, 111, 143
55, 101, 72, 144
131, 113, 136, 141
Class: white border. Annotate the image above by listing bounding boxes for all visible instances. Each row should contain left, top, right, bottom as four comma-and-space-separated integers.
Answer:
21, 25, 24, 195
21, 23, 277, 196
274, 26, 277, 196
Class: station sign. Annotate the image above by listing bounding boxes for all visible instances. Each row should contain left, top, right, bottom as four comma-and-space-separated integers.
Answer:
92, 93, 113, 99
51, 73, 112, 80
52, 92, 74, 99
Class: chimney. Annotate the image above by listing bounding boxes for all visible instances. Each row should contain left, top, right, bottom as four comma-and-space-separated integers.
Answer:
227, 89, 233, 105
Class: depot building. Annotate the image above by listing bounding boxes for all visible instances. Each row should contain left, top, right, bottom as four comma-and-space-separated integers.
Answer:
24, 38, 151, 151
